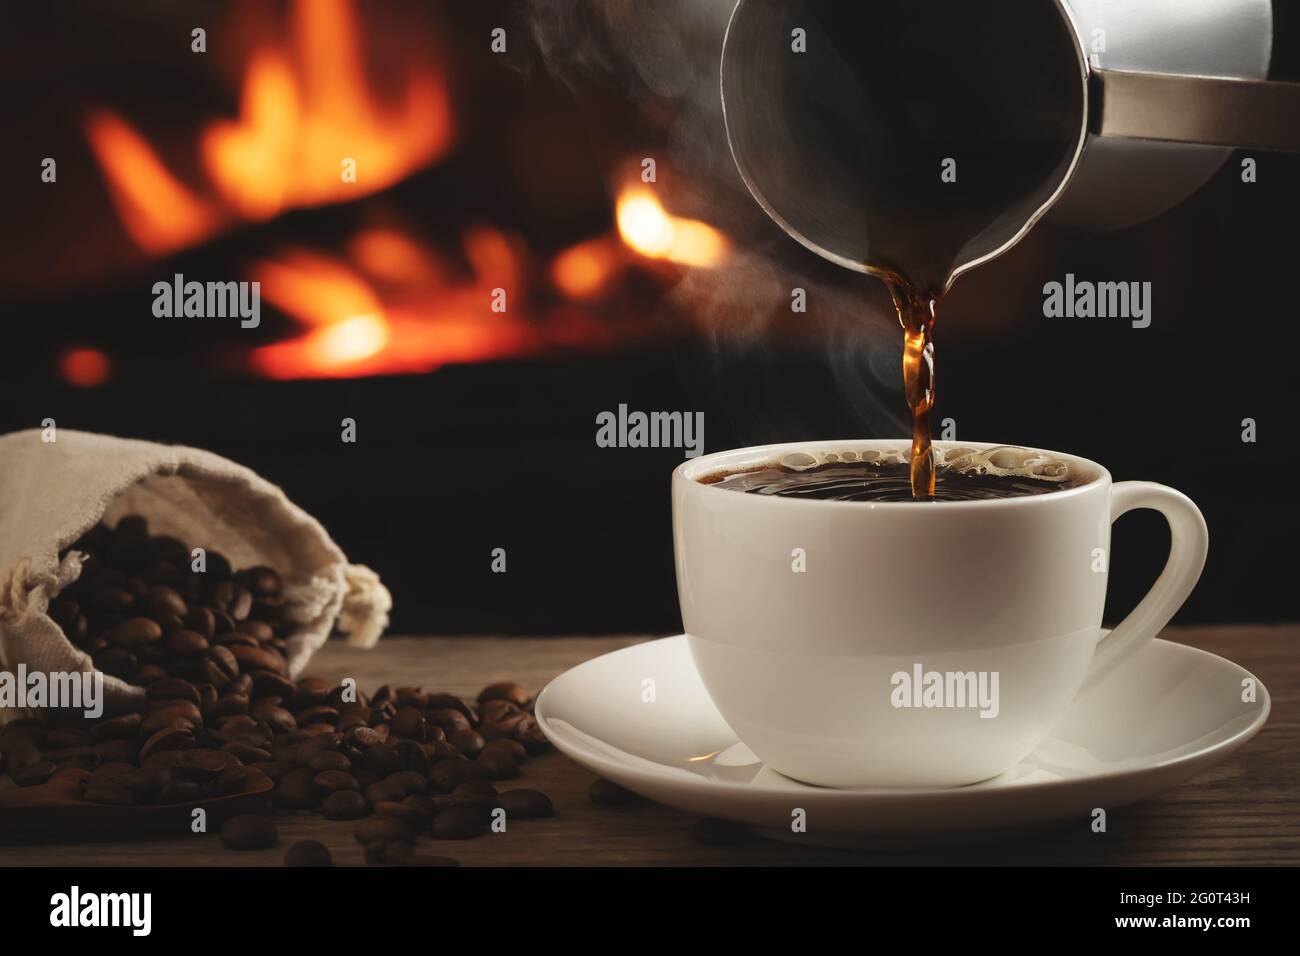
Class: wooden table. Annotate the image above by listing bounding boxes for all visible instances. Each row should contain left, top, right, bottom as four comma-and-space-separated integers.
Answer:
2, 626, 1295, 866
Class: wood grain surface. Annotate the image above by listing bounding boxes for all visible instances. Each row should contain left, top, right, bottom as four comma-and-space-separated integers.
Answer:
0, 626, 1295, 866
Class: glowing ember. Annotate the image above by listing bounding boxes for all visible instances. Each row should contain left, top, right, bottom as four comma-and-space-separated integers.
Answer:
551, 237, 622, 300
616, 187, 727, 268
59, 347, 112, 388
85, 0, 453, 253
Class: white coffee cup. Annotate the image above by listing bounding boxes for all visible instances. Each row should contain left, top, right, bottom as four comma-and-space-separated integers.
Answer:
672, 440, 1207, 788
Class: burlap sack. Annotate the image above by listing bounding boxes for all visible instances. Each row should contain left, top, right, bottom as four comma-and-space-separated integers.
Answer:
0, 428, 391, 717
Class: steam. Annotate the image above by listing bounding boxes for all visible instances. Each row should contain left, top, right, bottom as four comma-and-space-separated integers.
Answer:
519, 0, 905, 440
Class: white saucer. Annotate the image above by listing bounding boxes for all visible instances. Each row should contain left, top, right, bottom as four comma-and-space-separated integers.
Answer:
535, 635, 1270, 846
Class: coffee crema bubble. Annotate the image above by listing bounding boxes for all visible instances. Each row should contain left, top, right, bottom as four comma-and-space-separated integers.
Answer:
699, 447, 1090, 502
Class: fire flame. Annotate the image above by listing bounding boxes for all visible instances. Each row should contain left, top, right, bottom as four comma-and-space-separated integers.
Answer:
247, 226, 541, 380
616, 187, 727, 268
85, 0, 452, 253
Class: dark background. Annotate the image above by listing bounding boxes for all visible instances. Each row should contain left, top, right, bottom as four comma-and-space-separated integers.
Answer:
0, 0, 1296, 634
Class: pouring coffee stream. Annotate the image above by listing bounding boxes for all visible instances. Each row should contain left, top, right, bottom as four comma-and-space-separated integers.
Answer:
885, 278, 939, 498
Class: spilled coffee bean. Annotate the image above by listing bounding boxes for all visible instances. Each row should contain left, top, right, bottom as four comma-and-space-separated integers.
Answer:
284, 839, 333, 867
0, 514, 558, 866
496, 788, 555, 819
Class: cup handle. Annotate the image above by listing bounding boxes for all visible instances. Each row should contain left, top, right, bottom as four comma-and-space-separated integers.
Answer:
1079, 481, 1209, 694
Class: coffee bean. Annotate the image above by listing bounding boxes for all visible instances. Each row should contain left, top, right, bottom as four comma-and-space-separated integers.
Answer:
313, 770, 359, 797
163, 780, 204, 802
133, 664, 169, 685
364, 840, 414, 866
217, 632, 260, 649
207, 766, 271, 798
390, 707, 426, 740
428, 708, 472, 735
120, 767, 168, 800
224, 674, 254, 698
139, 726, 196, 762
272, 768, 318, 810
248, 701, 296, 734
354, 815, 415, 845
141, 704, 202, 737
481, 738, 527, 763
171, 748, 240, 781
477, 750, 521, 781
145, 677, 200, 704
589, 778, 640, 807
195, 682, 218, 717
449, 729, 485, 758
364, 780, 407, 806
13, 760, 55, 787
94, 647, 137, 679
512, 715, 549, 755
478, 682, 531, 708
372, 801, 428, 827
167, 629, 209, 657
346, 725, 388, 750
240, 566, 283, 598
293, 677, 333, 708
426, 694, 476, 721
307, 751, 351, 772
495, 788, 554, 819
213, 693, 250, 718
385, 770, 429, 796
220, 814, 278, 850
203, 646, 239, 687
82, 781, 134, 805
110, 617, 162, 649
221, 742, 272, 764
322, 790, 368, 820
296, 706, 340, 727
93, 738, 140, 764
284, 840, 332, 867
145, 585, 188, 619
229, 644, 286, 675
361, 744, 404, 777
431, 758, 487, 793
394, 740, 431, 775
92, 587, 135, 614
238, 620, 275, 642
431, 805, 488, 840
399, 794, 437, 820
184, 606, 216, 639
479, 699, 522, 724
250, 671, 297, 700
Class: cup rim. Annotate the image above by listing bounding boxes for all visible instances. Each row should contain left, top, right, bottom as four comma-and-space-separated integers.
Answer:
674, 439, 1111, 510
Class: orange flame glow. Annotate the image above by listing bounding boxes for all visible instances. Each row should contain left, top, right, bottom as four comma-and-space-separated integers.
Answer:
59, 347, 112, 388
247, 226, 540, 380
84, 111, 220, 255
551, 236, 623, 300
616, 187, 727, 268
85, 0, 453, 253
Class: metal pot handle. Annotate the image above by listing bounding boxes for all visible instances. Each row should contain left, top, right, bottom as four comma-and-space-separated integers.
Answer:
1091, 69, 1300, 152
